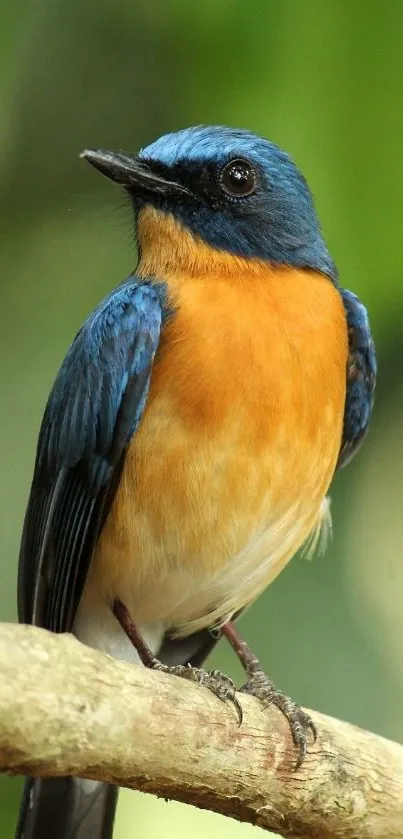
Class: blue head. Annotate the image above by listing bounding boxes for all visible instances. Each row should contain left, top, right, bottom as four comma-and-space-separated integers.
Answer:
82, 125, 336, 280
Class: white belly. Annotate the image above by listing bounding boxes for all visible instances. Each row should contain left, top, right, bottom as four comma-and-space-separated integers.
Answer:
74, 497, 330, 662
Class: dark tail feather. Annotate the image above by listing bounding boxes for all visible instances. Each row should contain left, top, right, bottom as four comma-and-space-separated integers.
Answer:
16, 777, 118, 839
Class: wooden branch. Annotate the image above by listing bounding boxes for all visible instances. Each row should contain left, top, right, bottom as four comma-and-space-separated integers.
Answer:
1, 623, 402, 838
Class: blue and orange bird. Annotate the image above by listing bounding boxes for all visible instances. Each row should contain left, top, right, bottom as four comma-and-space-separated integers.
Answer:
16, 126, 376, 839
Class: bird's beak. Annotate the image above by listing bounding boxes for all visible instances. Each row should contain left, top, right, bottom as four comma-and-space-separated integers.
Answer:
80, 149, 191, 197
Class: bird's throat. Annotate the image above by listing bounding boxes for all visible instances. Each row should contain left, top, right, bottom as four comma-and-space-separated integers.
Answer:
136, 205, 269, 280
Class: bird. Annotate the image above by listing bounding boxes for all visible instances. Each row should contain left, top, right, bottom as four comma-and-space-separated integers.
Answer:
15, 124, 376, 839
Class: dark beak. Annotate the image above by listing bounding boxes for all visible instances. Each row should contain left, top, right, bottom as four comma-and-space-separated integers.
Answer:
80, 148, 191, 197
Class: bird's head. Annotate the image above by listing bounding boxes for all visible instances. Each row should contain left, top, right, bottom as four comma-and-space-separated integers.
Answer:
81, 125, 336, 280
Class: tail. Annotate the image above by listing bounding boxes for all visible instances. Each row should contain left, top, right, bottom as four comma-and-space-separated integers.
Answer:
15, 777, 118, 839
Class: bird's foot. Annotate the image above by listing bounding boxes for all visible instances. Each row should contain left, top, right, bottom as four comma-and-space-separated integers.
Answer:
112, 599, 243, 722
152, 661, 243, 724
240, 665, 316, 768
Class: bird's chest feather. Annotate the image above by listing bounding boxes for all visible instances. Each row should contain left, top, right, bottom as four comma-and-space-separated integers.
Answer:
93, 263, 347, 633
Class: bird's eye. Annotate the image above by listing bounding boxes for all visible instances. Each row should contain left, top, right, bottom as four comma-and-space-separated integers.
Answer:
219, 158, 256, 197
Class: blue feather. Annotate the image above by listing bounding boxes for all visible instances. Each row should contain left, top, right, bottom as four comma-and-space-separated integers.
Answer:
38, 280, 165, 491
19, 277, 167, 629
338, 288, 377, 468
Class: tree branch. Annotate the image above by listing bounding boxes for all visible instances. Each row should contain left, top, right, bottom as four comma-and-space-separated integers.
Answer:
1, 623, 402, 838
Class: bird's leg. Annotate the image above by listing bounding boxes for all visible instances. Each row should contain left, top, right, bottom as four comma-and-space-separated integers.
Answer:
221, 621, 316, 768
112, 598, 156, 666
112, 599, 242, 723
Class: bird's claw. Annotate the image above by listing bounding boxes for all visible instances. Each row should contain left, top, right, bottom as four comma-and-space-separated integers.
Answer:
153, 661, 243, 724
240, 667, 316, 769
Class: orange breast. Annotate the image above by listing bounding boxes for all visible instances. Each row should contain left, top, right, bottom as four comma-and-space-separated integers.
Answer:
86, 213, 348, 636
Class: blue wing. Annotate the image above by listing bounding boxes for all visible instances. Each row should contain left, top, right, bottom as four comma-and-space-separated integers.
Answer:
18, 278, 167, 632
337, 288, 376, 469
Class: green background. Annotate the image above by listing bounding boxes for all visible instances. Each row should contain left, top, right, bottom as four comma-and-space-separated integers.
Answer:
1, 2, 403, 836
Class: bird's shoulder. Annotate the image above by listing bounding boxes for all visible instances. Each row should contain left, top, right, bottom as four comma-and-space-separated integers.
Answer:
36, 277, 169, 488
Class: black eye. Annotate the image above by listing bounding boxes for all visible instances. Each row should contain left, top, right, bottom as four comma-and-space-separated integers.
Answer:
219, 158, 256, 197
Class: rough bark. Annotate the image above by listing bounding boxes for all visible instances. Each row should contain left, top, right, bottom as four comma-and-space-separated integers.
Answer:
1, 622, 402, 838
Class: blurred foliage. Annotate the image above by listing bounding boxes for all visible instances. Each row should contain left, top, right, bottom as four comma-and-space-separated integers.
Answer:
1, 1, 403, 837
